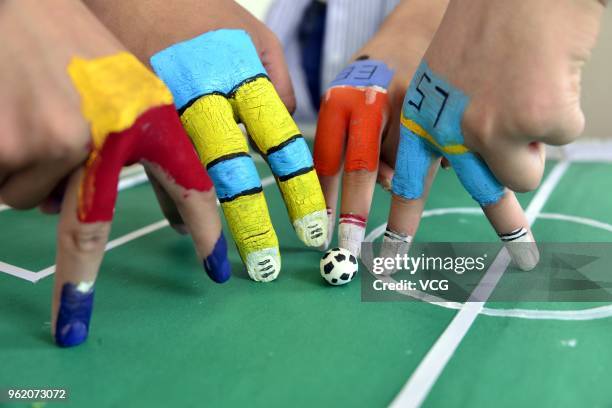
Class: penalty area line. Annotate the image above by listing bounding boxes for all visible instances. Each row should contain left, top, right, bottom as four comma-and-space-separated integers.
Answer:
390, 161, 570, 408
0, 261, 38, 282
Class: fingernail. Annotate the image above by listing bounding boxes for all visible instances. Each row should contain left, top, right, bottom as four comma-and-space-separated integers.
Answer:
55, 283, 95, 348
203, 233, 231, 283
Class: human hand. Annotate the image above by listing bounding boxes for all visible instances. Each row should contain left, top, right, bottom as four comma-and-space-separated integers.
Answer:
84, 1, 324, 281
149, 29, 327, 282
54, 52, 228, 348
0, 0, 115, 209
83, 0, 296, 112
382, 0, 610, 270
422, 0, 607, 191
313, 0, 449, 257
0, 0, 228, 347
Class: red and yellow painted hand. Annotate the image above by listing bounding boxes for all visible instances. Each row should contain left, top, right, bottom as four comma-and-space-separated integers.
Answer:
314, 58, 394, 257
52, 53, 228, 348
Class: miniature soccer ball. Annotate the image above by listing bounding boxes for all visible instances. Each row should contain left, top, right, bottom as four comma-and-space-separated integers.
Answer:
320, 247, 358, 286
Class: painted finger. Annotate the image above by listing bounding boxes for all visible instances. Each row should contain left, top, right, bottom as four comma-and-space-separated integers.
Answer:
52, 106, 130, 347
481, 191, 539, 271
312, 88, 349, 250
182, 95, 279, 281
234, 76, 327, 248
151, 30, 282, 282
147, 29, 324, 249
320, 60, 394, 257
441, 126, 538, 270
401, 60, 539, 270
384, 124, 441, 272
144, 161, 229, 282
146, 168, 187, 235
133, 103, 230, 283
52, 52, 190, 346
52, 164, 117, 348
339, 82, 392, 255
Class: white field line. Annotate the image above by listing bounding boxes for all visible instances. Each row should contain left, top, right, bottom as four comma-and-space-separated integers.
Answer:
33, 220, 171, 283
390, 161, 570, 408
366, 207, 612, 321
29, 175, 277, 283
0, 261, 38, 282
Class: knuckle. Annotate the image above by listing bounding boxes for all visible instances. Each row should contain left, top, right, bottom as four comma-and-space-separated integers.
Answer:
512, 97, 557, 139
0, 123, 29, 169
0, 139, 25, 169
512, 92, 584, 145
0, 184, 42, 210
462, 104, 496, 147
465, 90, 584, 148
0, 193, 35, 210
44, 105, 89, 161
60, 222, 110, 254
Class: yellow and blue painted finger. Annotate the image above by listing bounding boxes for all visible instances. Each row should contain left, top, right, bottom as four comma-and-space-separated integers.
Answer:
151, 29, 327, 282
232, 75, 327, 247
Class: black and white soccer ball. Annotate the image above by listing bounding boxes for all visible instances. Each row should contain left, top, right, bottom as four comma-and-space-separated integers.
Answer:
320, 247, 358, 286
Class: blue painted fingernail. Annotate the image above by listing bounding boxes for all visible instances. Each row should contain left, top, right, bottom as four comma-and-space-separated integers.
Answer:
203, 233, 231, 283
55, 283, 95, 348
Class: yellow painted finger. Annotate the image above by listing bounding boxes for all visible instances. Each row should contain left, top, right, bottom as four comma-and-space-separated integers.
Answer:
181, 94, 280, 281
232, 77, 327, 247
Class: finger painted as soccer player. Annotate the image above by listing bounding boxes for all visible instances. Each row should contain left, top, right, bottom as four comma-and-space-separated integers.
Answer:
313, 57, 394, 257
52, 52, 228, 348
151, 29, 327, 282
146, 167, 188, 235
388, 61, 539, 271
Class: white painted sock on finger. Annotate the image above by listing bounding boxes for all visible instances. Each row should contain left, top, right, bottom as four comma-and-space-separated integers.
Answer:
319, 208, 335, 251
499, 227, 540, 271
338, 213, 367, 258
379, 228, 413, 275
294, 209, 327, 247
245, 248, 281, 282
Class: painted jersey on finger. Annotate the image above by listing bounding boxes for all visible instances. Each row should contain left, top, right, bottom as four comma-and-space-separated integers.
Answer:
61, 52, 229, 347
151, 29, 328, 281
392, 60, 504, 206
313, 58, 394, 256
